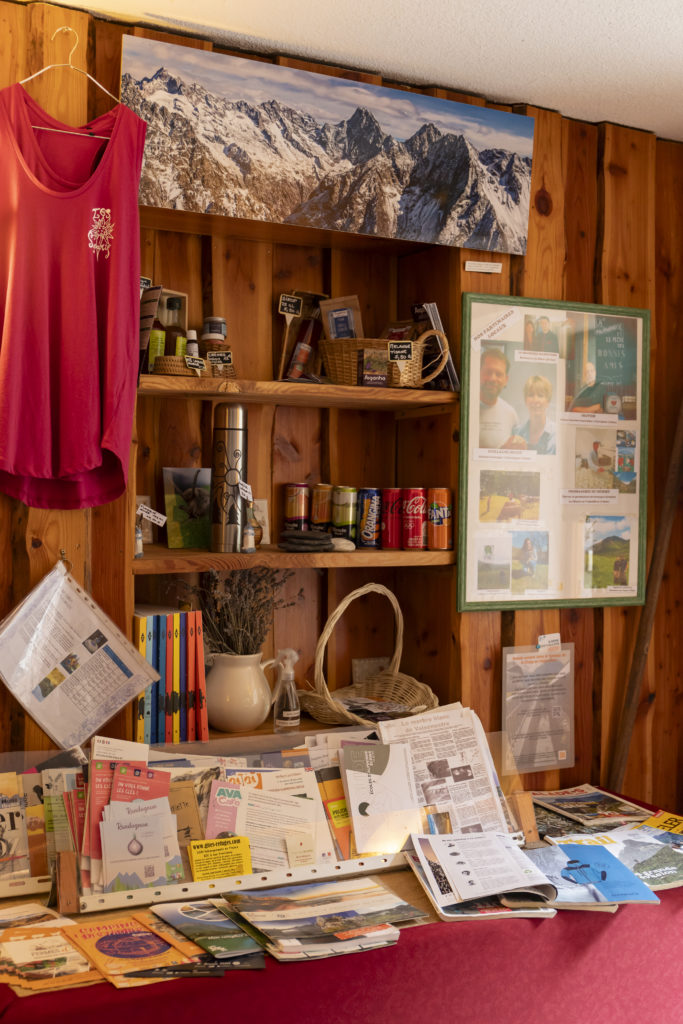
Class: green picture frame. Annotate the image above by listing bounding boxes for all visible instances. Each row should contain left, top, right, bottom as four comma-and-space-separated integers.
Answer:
457, 293, 650, 611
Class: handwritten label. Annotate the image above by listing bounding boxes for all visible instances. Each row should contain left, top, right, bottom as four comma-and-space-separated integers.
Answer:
238, 481, 253, 501
388, 340, 413, 362
207, 350, 233, 365
185, 356, 206, 373
278, 293, 304, 317
136, 503, 167, 526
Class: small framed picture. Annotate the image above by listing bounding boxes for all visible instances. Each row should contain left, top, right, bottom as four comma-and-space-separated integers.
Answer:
162, 468, 211, 549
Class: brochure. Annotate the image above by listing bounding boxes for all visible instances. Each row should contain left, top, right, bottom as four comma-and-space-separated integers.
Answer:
0, 562, 158, 749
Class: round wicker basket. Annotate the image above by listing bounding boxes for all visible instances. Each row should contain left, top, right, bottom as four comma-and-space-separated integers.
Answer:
297, 582, 439, 727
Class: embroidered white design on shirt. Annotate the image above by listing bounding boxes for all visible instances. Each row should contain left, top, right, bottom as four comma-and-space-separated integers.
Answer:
88, 208, 114, 259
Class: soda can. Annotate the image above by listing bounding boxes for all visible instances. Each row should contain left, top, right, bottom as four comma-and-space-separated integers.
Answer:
284, 483, 310, 531
331, 486, 357, 541
357, 488, 382, 548
380, 487, 402, 550
310, 483, 334, 533
427, 487, 453, 550
401, 487, 427, 549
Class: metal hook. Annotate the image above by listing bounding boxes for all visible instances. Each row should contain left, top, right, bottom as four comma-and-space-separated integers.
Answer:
50, 26, 80, 68
59, 548, 74, 573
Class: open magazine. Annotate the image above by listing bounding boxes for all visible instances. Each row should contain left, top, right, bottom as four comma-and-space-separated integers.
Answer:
409, 831, 557, 912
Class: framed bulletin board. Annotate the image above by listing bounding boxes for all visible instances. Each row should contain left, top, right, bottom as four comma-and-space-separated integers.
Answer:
458, 294, 650, 611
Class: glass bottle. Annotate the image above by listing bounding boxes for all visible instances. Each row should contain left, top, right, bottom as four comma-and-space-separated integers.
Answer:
164, 296, 187, 357
273, 649, 300, 733
245, 500, 263, 548
147, 315, 166, 371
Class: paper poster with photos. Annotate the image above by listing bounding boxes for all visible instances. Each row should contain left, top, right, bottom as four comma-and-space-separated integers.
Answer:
458, 294, 649, 610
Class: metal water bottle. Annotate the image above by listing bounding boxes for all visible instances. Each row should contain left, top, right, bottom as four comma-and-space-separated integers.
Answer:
210, 403, 247, 552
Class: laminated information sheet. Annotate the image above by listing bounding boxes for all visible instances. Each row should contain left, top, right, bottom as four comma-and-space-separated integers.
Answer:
502, 644, 575, 773
0, 561, 158, 749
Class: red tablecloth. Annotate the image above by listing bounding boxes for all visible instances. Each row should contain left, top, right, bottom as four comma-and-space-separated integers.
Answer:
3, 885, 682, 1024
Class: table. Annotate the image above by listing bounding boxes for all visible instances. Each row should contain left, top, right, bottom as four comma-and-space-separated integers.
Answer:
2, 882, 681, 1024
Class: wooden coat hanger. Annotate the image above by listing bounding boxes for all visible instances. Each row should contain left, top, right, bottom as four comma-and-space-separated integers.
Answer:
19, 26, 119, 141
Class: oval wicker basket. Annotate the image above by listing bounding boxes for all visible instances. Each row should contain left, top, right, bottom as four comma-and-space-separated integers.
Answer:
320, 328, 449, 388
297, 582, 439, 727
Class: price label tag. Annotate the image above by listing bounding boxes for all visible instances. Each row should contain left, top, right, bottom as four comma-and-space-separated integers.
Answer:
238, 481, 253, 501
388, 340, 413, 362
207, 350, 233, 365
278, 293, 303, 318
136, 504, 167, 527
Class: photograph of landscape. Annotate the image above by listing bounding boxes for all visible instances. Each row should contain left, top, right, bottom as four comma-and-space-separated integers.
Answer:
121, 36, 535, 253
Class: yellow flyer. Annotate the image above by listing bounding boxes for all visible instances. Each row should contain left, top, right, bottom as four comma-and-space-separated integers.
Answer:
189, 836, 251, 881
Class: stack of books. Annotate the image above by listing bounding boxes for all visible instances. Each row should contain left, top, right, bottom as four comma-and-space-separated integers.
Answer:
133, 607, 209, 744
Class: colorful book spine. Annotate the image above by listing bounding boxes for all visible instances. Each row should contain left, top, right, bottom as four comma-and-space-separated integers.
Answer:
156, 614, 167, 744
132, 614, 147, 744
172, 612, 181, 743
143, 616, 155, 745
186, 611, 197, 742
195, 611, 209, 742
164, 614, 174, 744
179, 612, 188, 742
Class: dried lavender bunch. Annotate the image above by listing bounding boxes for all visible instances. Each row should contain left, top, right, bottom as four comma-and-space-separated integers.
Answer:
186, 568, 300, 656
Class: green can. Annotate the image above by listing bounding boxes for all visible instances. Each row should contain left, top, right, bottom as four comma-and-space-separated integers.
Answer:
331, 486, 357, 541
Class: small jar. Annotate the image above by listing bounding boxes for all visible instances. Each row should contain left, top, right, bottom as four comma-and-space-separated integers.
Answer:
203, 315, 227, 339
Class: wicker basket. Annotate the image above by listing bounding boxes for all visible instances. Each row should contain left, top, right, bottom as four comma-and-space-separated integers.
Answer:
151, 355, 211, 377
320, 328, 448, 388
297, 582, 439, 727
151, 355, 235, 379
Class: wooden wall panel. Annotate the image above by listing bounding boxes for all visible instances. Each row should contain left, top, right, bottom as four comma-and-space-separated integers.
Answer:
652, 140, 683, 814
597, 125, 657, 800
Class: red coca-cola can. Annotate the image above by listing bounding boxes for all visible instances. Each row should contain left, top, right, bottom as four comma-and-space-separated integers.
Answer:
401, 487, 427, 550
381, 487, 402, 549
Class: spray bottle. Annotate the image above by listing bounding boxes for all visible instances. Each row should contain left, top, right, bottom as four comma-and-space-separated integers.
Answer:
272, 648, 301, 733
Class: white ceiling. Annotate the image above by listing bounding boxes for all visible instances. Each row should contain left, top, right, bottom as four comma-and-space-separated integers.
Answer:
52, 0, 683, 142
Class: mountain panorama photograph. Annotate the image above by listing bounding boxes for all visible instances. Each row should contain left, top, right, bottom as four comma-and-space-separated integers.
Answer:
121, 36, 535, 254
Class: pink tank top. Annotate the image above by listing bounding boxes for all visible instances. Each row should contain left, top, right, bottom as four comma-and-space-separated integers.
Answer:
0, 84, 146, 509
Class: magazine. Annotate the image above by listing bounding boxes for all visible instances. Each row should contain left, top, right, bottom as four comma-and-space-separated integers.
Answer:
152, 899, 263, 961
530, 784, 650, 826
405, 852, 557, 921
545, 818, 683, 891
410, 831, 557, 910
224, 875, 427, 961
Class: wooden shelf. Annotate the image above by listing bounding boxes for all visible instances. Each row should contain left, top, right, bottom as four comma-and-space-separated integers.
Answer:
137, 375, 459, 412
133, 544, 455, 575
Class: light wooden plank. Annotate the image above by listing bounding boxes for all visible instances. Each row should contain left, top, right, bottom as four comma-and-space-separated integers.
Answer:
210, 237, 274, 380
597, 124, 657, 800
